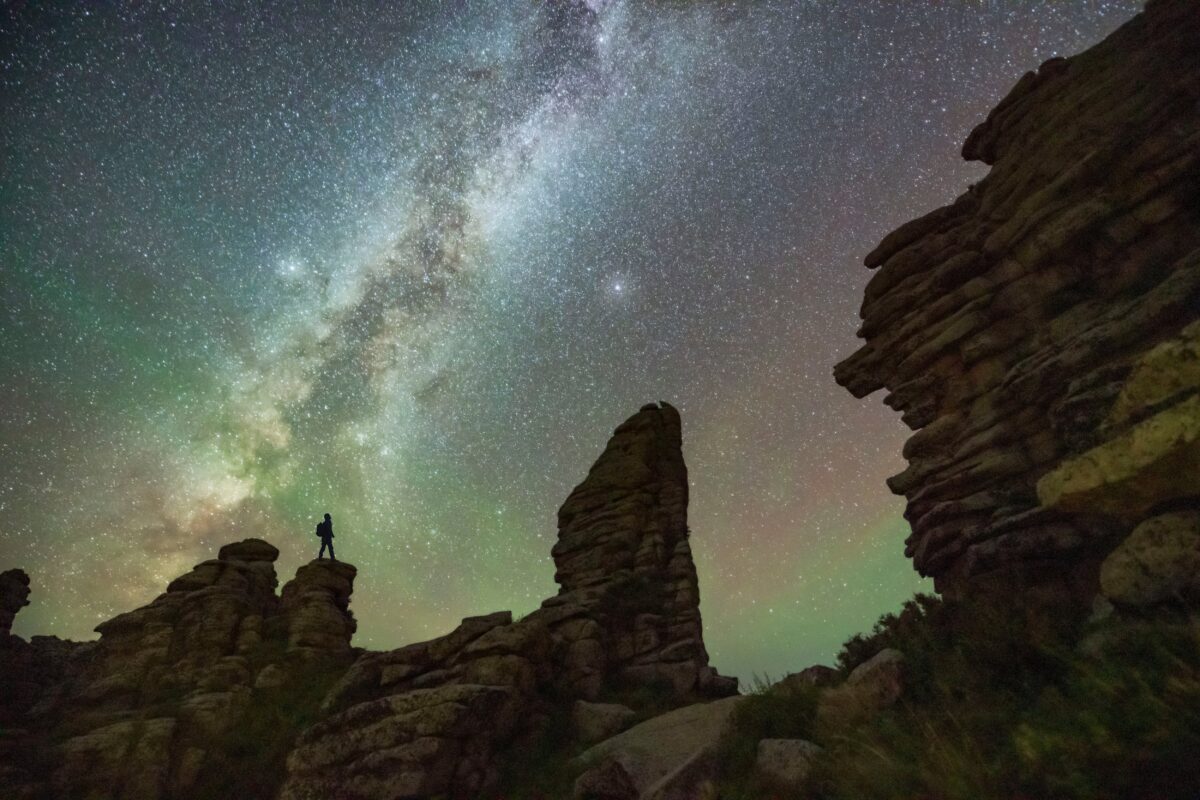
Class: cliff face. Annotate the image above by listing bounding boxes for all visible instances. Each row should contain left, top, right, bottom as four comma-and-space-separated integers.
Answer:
0, 402, 732, 800
835, 0, 1200, 600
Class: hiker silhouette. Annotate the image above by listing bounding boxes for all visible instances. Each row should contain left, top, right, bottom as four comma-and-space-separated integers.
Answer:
316, 513, 336, 561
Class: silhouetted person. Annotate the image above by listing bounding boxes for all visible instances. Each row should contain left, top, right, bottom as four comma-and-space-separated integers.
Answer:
316, 513, 336, 561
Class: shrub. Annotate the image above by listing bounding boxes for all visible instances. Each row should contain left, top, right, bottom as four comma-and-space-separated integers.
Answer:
595, 673, 679, 720
810, 597, 1200, 800
492, 702, 579, 800
715, 672, 820, 798
185, 656, 346, 800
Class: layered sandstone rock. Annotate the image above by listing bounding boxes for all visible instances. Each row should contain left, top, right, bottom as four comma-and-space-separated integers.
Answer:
281, 559, 359, 657
278, 402, 734, 800
835, 0, 1200, 598
552, 402, 730, 697
0, 569, 30, 637
2, 404, 730, 799
0, 540, 360, 800
0, 572, 88, 799
46, 539, 288, 799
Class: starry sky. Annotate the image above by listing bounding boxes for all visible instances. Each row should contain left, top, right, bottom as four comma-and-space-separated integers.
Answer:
1, 1, 1139, 680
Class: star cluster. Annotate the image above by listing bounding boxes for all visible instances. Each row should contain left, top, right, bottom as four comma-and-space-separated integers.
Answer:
1, 1, 1138, 678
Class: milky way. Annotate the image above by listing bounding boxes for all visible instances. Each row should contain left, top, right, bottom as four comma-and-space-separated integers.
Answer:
1, 1, 1139, 678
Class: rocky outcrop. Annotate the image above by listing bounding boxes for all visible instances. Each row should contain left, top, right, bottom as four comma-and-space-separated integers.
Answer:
775, 664, 838, 692
0, 572, 88, 799
46, 538, 288, 800
1037, 318, 1200, 608
0, 569, 30, 637
281, 559, 358, 657
278, 402, 734, 800
552, 402, 731, 698
0, 404, 731, 799
0, 540, 361, 800
278, 609, 532, 799
835, 0, 1200, 599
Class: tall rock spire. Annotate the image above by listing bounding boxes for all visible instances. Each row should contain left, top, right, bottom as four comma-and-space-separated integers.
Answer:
551, 401, 727, 696
279, 403, 733, 800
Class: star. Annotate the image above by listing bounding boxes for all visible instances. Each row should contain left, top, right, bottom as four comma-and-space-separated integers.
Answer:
0, 0, 1141, 678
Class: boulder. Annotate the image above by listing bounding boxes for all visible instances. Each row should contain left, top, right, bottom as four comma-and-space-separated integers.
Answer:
754, 738, 823, 791
1100, 512, 1200, 606
574, 696, 744, 800
574, 758, 640, 800
278, 683, 520, 800
573, 700, 637, 744
817, 649, 905, 733
0, 569, 30, 637
775, 664, 837, 692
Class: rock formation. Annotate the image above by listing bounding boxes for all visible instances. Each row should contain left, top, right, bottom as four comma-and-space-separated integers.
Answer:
277, 401, 733, 799
0, 539, 360, 800
552, 402, 723, 697
1, 571, 87, 797
0, 568, 30, 637
835, 0, 1200, 600
0, 402, 733, 800
573, 700, 637, 745
281, 559, 358, 657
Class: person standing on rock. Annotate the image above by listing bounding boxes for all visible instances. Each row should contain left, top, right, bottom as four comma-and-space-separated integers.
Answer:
316, 513, 336, 561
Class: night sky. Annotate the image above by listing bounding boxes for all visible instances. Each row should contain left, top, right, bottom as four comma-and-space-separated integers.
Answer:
1, 1, 1139, 680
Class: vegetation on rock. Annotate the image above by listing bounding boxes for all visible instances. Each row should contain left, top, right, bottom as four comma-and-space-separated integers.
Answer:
715, 594, 1200, 800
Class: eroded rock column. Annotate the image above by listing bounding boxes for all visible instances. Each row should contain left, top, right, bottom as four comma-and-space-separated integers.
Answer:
550, 401, 733, 697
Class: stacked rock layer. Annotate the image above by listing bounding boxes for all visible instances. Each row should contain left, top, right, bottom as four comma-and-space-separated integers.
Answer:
1, 403, 732, 800
277, 401, 734, 799
0, 540, 358, 799
835, 0, 1200, 599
